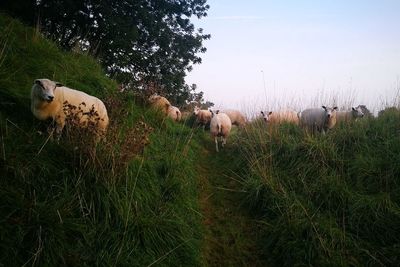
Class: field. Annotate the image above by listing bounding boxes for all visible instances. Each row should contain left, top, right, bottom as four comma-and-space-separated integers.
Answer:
1, 13, 400, 267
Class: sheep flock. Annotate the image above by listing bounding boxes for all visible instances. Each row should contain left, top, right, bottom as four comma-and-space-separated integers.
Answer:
31, 78, 375, 152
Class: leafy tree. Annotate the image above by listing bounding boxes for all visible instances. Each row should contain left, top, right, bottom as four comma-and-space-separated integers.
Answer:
0, 0, 210, 105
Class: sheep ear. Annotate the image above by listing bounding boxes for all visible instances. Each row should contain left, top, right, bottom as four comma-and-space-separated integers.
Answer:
268, 111, 273, 115
55, 82, 63, 87
322, 106, 327, 110
333, 107, 338, 110
352, 107, 356, 111
35, 79, 42, 85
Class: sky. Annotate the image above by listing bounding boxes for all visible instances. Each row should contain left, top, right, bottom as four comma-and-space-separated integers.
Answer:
185, 0, 400, 115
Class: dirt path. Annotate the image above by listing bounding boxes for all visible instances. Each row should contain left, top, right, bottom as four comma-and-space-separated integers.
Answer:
197, 142, 266, 266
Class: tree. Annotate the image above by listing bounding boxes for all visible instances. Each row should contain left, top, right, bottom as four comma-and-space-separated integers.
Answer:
0, 0, 210, 104
0, 0, 36, 25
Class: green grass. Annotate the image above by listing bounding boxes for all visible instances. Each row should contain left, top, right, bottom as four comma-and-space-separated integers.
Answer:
3, 12, 400, 267
0, 14, 203, 266
195, 135, 267, 267
234, 114, 400, 266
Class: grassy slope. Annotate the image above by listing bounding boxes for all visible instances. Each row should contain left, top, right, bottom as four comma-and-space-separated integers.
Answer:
235, 115, 400, 266
4, 12, 398, 267
0, 14, 203, 266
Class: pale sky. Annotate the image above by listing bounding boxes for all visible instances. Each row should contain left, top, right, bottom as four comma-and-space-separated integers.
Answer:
186, 0, 400, 115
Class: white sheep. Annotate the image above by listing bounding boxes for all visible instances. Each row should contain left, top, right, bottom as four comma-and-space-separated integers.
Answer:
31, 78, 109, 139
299, 106, 338, 134
210, 110, 232, 152
336, 106, 364, 123
148, 93, 171, 115
167, 105, 182, 121
260, 110, 299, 126
193, 106, 212, 129
222, 110, 247, 127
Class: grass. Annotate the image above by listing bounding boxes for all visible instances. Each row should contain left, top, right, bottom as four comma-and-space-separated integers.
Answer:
0, 14, 204, 266
2, 11, 400, 267
234, 113, 400, 266
196, 135, 267, 266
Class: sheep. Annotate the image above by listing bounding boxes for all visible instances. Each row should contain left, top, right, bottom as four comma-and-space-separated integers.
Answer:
260, 110, 299, 126
336, 106, 364, 123
148, 93, 171, 115
210, 110, 232, 152
356, 105, 372, 117
167, 105, 182, 121
193, 106, 212, 129
299, 106, 338, 134
222, 110, 247, 127
30, 78, 109, 139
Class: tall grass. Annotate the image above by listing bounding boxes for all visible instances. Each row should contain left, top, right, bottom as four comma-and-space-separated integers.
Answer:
0, 14, 203, 266
234, 111, 400, 266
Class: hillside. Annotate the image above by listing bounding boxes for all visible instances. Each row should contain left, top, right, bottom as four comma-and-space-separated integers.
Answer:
2, 13, 400, 267
0, 14, 204, 266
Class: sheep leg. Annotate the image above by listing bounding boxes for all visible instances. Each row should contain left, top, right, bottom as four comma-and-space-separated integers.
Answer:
55, 124, 64, 141
54, 115, 65, 141
215, 136, 219, 152
221, 136, 226, 147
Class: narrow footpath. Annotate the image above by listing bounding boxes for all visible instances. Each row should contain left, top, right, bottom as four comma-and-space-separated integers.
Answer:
197, 140, 266, 266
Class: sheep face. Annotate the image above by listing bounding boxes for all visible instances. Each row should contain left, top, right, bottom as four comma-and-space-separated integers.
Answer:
352, 106, 364, 118
322, 106, 338, 119
260, 111, 273, 123
210, 110, 219, 118
33, 79, 63, 102
322, 106, 338, 131
193, 106, 200, 116
210, 110, 214, 118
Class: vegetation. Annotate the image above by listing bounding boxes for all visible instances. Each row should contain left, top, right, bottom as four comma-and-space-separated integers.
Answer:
0, 14, 204, 266
196, 138, 266, 267
234, 114, 400, 266
0, 0, 211, 104
1, 11, 400, 267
